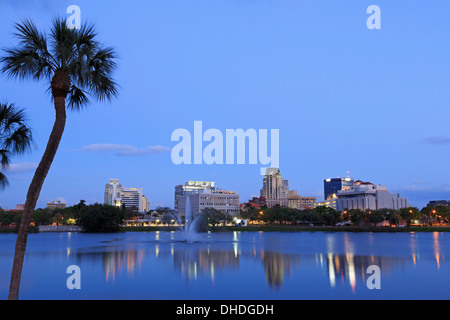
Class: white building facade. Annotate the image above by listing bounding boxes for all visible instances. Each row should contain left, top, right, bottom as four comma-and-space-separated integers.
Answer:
178, 189, 240, 218
104, 179, 148, 212
104, 179, 122, 207
174, 181, 216, 209
336, 180, 409, 212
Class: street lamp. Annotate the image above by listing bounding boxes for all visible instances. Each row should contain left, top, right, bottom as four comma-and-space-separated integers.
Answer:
431, 209, 436, 226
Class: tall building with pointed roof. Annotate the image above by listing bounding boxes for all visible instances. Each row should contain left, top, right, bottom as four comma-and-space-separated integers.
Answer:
260, 168, 288, 200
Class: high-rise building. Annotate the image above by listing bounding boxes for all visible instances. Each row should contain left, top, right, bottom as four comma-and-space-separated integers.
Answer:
174, 181, 216, 209
105, 179, 122, 207
261, 168, 302, 208
260, 168, 289, 200
120, 187, 144, 212
142, 195, 150, 212
324, 177, 354, 201
336, 180, 409, 212
105, 179, 148, 212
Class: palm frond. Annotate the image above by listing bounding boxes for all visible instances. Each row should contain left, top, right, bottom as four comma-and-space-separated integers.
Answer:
0, 171, 9, 190
1, 17, 118, 110
0, 149, 10, 168
0, 102, 33, 156
88, 72, 118, 102
4, 124, 33, 154
1, 19, 55, 80
49, 17, 77, 69
67, 84, 90, 110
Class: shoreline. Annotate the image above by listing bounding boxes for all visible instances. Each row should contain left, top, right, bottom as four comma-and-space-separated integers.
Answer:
121, 225, 450, 233
2, 225, 449, 234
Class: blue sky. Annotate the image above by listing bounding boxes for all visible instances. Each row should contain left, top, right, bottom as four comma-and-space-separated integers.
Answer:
1, 0, 450, 210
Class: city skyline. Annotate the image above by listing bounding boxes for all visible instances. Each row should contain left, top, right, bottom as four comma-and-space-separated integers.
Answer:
1, 1, 450, 210
1, 170, 417, 212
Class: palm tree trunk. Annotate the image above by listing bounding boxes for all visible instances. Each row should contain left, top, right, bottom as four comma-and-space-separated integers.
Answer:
8, 96, 66, 300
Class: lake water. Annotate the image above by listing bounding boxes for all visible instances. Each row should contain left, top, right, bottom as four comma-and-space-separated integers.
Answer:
0, 231, 448, 300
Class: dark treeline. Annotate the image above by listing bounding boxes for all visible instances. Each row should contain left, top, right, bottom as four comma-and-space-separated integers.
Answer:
0, 201, 126, 233
1, 202, 449, 232
240, 205, 450, 227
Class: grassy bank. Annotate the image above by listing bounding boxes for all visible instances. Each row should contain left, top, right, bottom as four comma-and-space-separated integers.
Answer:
121, 225, 450, 233
221, 225, 450, 233
0, 229, 15, 234
122, 226, 180, 232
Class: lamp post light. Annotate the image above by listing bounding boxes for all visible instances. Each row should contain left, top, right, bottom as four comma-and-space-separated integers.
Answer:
431, 209, 436, 227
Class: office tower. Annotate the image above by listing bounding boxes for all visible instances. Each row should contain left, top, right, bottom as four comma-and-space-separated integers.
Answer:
324, 177, 354, 201
279, 179, 290, 199
260, 168, 302, 208
174, 181, 216, 209
260, 168, 284, 200
142, 195, 150, 212
120, 187, 144, 212
105, 179, 122, 207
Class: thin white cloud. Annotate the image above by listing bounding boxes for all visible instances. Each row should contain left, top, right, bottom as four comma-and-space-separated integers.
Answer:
3, 162, 38, 174
426, 136, 450, 145
82, 144, 171, 156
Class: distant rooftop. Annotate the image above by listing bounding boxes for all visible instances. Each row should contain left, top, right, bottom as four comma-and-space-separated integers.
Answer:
353, 180, 374, 185
264, 168, 281, 176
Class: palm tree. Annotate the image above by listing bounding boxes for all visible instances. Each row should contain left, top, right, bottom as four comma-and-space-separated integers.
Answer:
1, 18, 118, 300
0, 102, 33, 188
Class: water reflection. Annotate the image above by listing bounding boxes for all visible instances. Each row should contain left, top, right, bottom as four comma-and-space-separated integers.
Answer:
64, 232, 448, 292
98, 248, 146, 282
434, 232, 441, 270
173, 248, 239, 284
325, 253, 406, 291
261, 251, 299, 289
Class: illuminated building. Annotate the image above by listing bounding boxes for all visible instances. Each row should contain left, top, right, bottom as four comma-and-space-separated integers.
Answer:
260, 168, 312, 209
312, 199, 338, 210
260, 168, 289, 201
178, 189, 240, 218
104, 179, 122, 207
287, 190, 316, 209
120, 187, 144, 212
46, 201, 66, 210
336, 180, 409, 212
142, 195, 150, 212
174, 181, 216, 210
324, 177, 354, 201
105, 179, 148, 212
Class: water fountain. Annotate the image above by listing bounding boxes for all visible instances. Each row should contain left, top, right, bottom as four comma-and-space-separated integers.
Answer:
170, 197, 204, 242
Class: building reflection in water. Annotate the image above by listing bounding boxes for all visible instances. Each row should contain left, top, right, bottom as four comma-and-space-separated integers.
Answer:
172, 247, 300, 289
70, 232, 446, 290
72, 247, 145, 283
103, 249, 145, 283
324, 253, 403, 291
173, 247, 240, 284
260, 251, 299, 289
